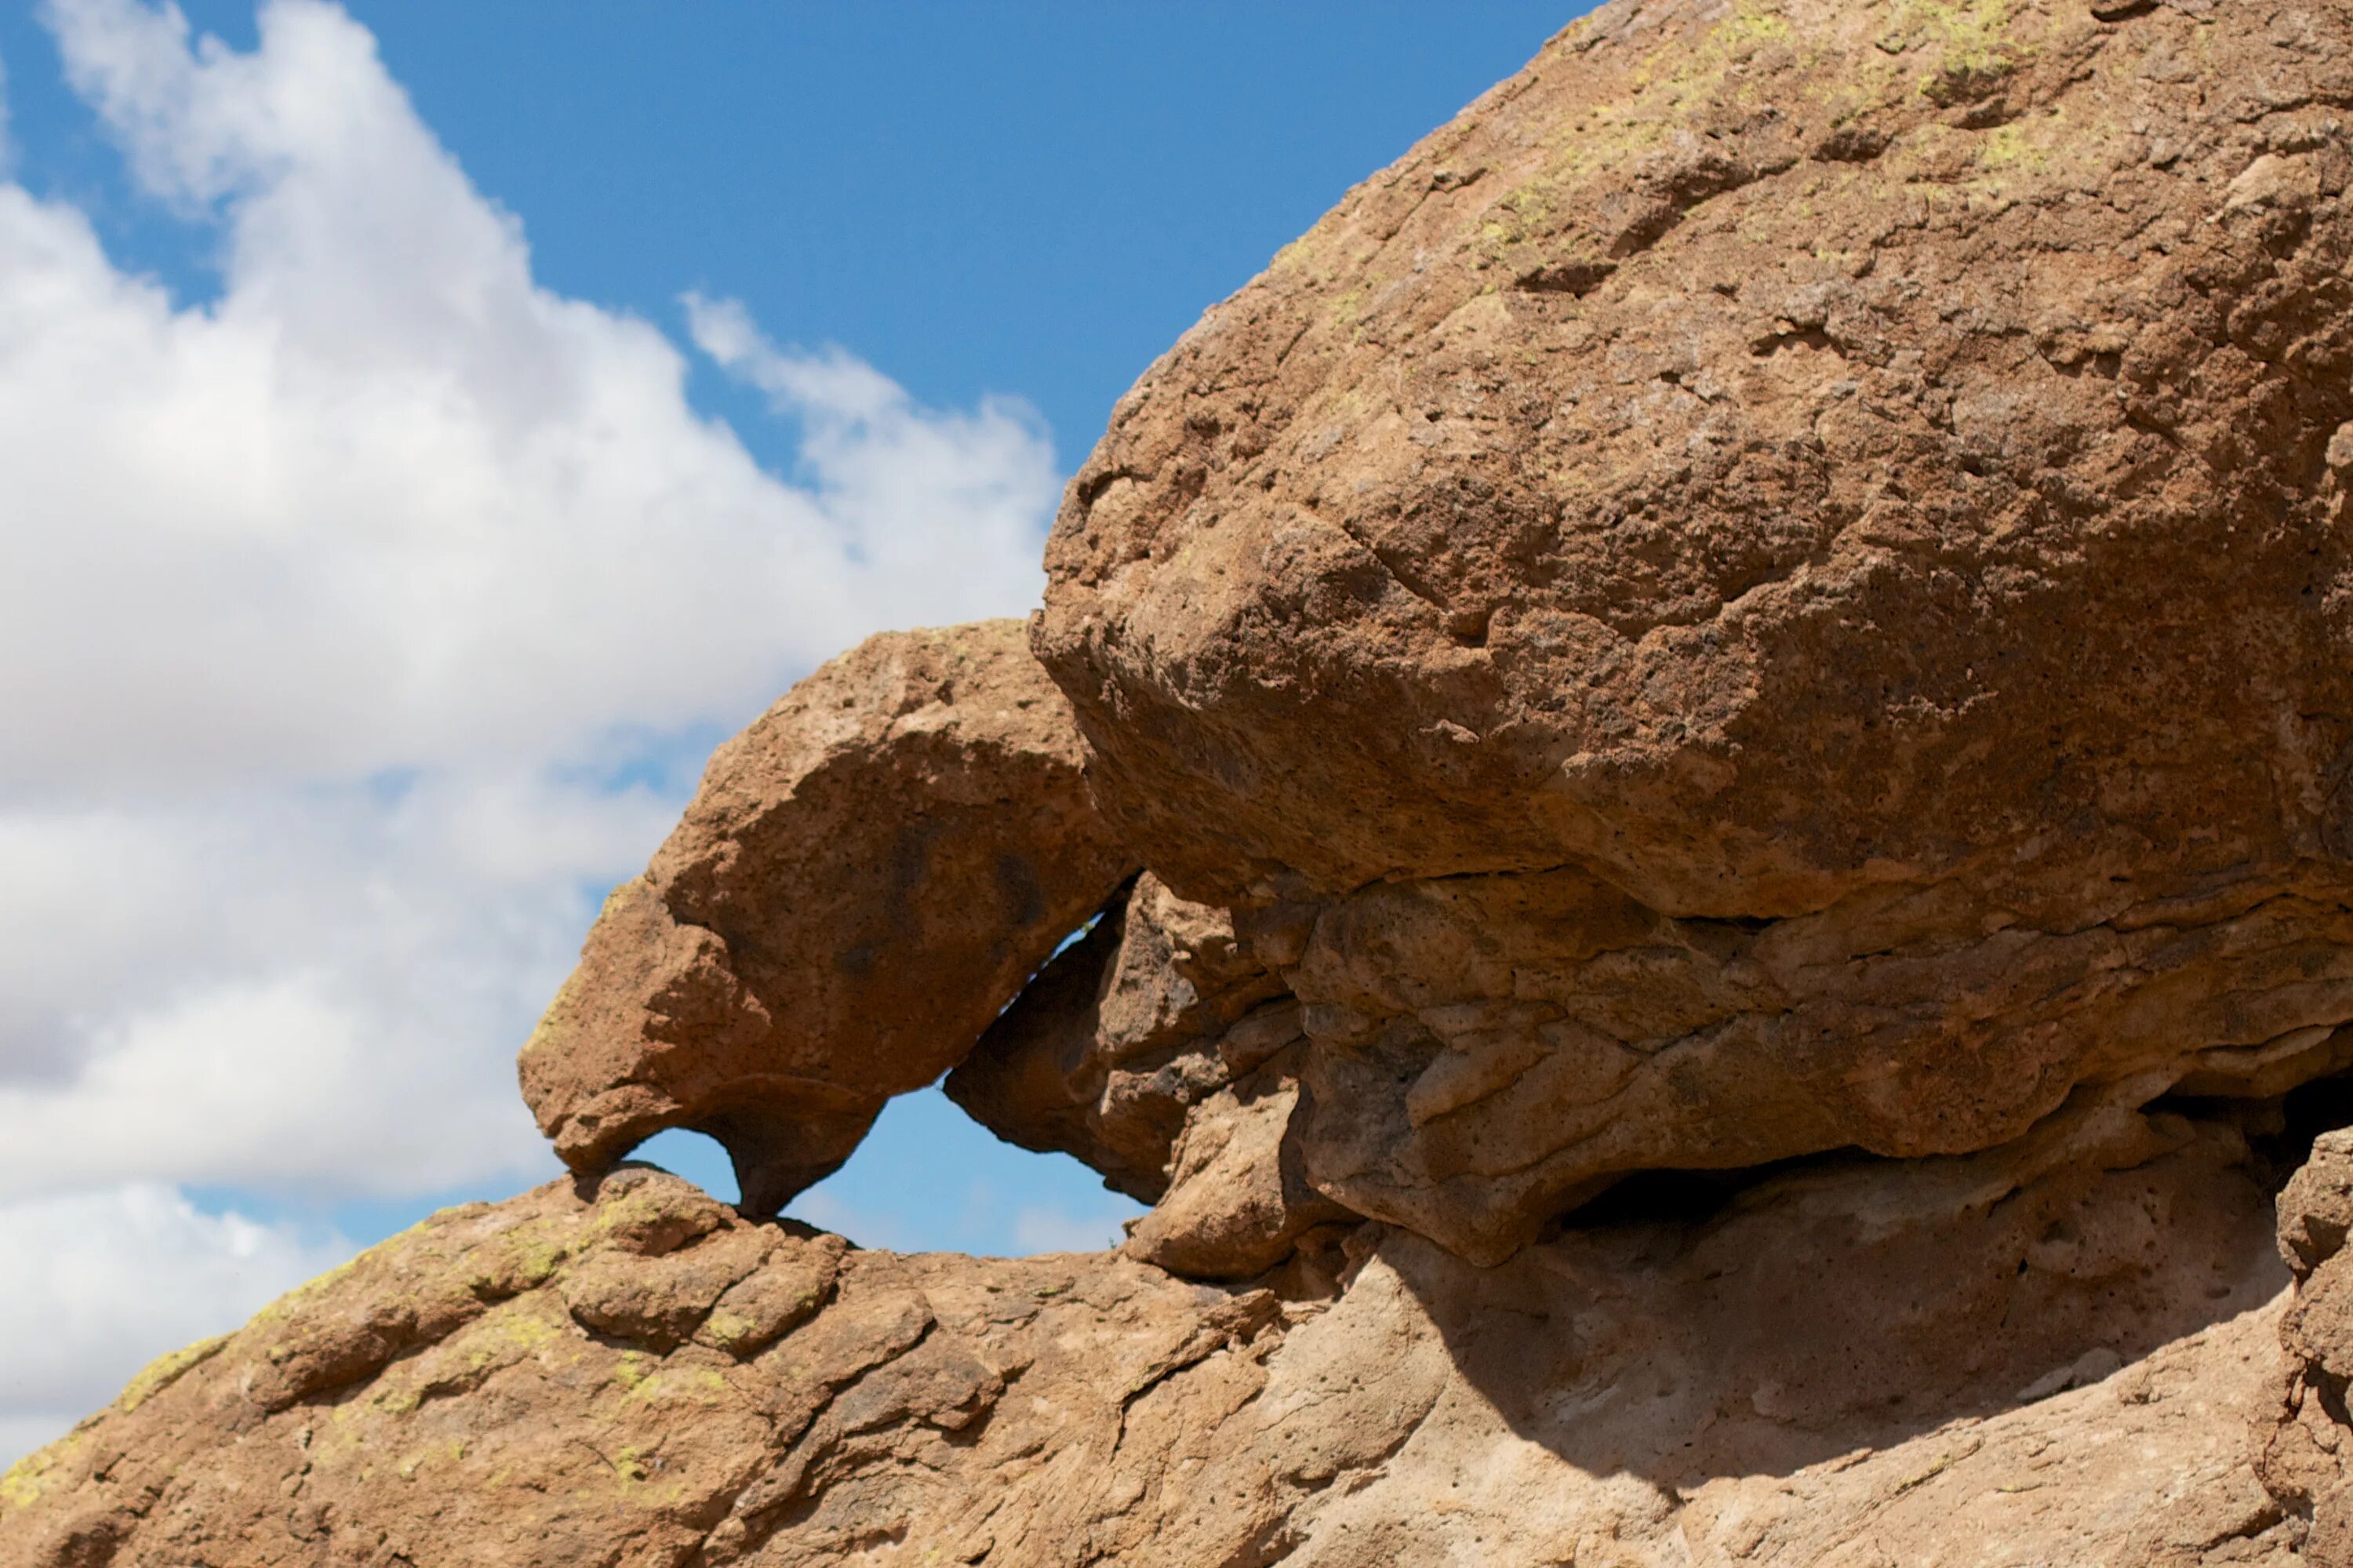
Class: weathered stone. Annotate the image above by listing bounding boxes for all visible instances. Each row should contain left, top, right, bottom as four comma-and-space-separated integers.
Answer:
24, 4, 2353, 1563
1288, 867, 2353, 1261
1034, 0, 2353, 1262
946, 873, 1349, 1276
696, 1235, 846, 1359
2281, 1126, 2353, 1282
1, 1091, 2311, 1567
1123, 1052, 1354, 1280
945, 871, 1289, 1202
518, 619, 1135, 1215
2257, 1125, 2353, 1555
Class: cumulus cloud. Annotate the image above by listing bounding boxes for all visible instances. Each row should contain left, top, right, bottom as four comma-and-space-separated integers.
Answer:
4, 0, 1055, 795
0, 1185, 348, 1461
0, 0, 1062, 1464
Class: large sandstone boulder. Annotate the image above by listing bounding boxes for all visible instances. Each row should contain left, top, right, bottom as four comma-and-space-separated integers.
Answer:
0, 1095, 2316, 1566
1035, 0, 2353, 1261
518, 620, 1135, 1217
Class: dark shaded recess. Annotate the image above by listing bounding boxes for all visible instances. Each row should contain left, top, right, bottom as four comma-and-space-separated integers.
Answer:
2155, 1068, 2353, 1193
1545, 1147, 1851, 1235
1383, 1071, 2348, 1493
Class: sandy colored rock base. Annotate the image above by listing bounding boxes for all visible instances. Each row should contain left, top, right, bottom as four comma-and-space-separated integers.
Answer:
3, 1086, 2325, 1567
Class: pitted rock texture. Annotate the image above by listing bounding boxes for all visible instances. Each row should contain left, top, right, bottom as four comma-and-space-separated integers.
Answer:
0, 1097, 2315, 1567
1035, 0, 2353, 1261
945, 872, 1352, 1278
24, 5, 2353, 1565
519, 620, 1135, 1217
947, 872, 1286, 1203
2259, 1125, 2353, 1559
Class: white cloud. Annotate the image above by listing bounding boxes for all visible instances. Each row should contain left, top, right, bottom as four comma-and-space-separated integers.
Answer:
0, 0, 1064, 1461
0, 1184, 349, 1465
4, 0, 1056, 796
0, 0, 1057, 1196
0, 777, 667, 1197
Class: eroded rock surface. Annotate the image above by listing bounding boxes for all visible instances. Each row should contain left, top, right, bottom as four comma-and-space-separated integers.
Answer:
1034, 0, 2353, 1261
2260, 1125, 2353, 1559
1, 1094, 2318, 1566
19, 2, 2353, 1564
519, 620, 1134, 1216
945, 872, 1352, 1278
946, 872, 1283, 1202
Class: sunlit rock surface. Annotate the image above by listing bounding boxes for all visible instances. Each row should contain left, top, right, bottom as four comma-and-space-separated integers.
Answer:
519, 619, 1134, 1217
14, 0, 2353, 1559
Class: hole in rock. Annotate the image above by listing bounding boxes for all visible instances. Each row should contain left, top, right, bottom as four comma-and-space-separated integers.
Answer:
630, 1127, 741, 1205
787, 1086, 1145, 1256
1046, 912, 1100, 965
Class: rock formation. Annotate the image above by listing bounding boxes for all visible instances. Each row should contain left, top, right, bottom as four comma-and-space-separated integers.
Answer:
2264, 1125, 2353, 1563
12, 0, 2353, 1561
0, 1095, 2320, 1566
944, 871, 1354, 1279
1035, 0, 2353, 1264
518, 620, 1134, 1217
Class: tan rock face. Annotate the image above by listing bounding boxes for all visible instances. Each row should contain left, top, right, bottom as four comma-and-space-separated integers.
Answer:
944, 871, 1352, 1278
0, 1096, 2315, 1567
518, 620, 1135, 1216
1034, 0, 2353, 1261
2260, 1123, 2353, 1561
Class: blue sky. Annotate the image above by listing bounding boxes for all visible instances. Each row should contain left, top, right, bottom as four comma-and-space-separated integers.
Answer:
0, 0, 1582, 1464
0, 2, 1571, 466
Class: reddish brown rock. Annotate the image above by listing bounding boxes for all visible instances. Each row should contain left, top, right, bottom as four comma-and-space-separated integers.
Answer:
944, 872, 1283, 1202
944, 873, 1351, 1278
24, 5, 2353, 1564
1034, 0, 2353, 1261
1122, 1053, 1355, 1281
1283, 864, 2353, 1261
518, 620, 1135, 1216
0, 1091, 2311, 1567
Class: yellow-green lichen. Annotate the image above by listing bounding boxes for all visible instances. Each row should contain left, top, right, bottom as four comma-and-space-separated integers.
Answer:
620, 1365, 731, 1410
395, 1439, 468, 1482
700, 1309, 756, 1346
1628, 0, 1793, 98
518, 962, 591, 1057
117, 1333, 231, 1413
0, 1428, 90, 1512
1895, 0, 2035, 104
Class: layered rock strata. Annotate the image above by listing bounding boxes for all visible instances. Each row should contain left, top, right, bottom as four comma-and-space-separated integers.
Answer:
518, 620, 1133, 1217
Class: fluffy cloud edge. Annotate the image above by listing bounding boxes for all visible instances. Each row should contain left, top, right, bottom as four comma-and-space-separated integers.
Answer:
0, 1183, 351, 1469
